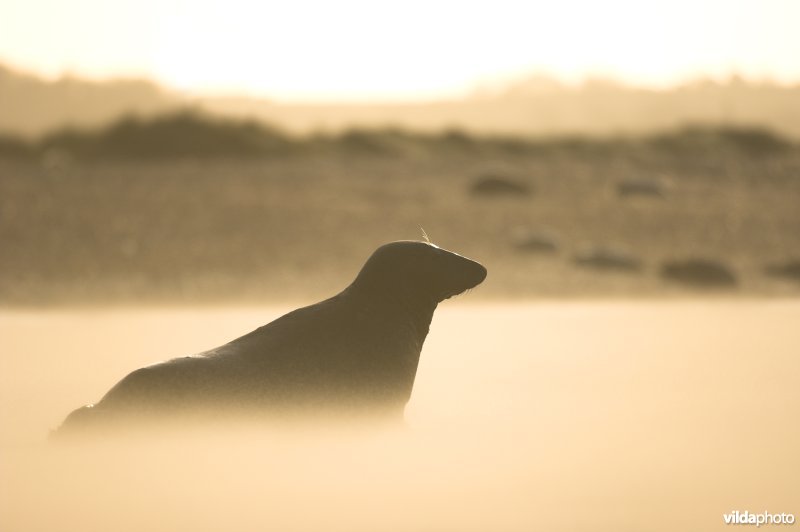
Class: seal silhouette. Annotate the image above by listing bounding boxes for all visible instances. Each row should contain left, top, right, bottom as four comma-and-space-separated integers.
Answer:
56, 240, 486, 435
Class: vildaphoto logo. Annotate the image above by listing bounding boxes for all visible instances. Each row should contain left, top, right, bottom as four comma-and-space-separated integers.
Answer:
724, 511, 796, 527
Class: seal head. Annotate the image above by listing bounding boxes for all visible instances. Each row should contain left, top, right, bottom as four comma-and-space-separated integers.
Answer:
350, 241, 487, 304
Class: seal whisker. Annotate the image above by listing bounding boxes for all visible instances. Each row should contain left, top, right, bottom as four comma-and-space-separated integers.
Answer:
419, 227, 431, 244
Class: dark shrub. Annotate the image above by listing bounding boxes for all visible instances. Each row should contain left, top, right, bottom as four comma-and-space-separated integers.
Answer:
660, 259, 738, 288
764, 260, 800, 283
470, 174, 533, 197
573, 246, 642, 272
511, 228, 560, 254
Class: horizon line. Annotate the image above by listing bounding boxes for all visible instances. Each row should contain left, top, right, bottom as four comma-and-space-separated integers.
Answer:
3, 58, 800, 105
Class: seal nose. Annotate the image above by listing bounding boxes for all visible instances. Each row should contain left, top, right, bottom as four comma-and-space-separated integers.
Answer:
435, 246, 487, 292
453, 254, 486, 288
468, 260, 488, 288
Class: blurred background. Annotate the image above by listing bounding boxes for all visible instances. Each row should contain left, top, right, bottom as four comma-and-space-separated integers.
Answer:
1, 0, 799, 304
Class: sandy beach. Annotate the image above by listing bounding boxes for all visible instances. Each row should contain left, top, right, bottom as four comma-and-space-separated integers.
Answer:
1, 301, 797, 531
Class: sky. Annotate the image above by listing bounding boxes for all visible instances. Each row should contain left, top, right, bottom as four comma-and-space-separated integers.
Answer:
1, 0, 799, 101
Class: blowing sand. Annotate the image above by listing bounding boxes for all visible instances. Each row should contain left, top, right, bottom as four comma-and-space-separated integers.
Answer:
1, 301, 798, 531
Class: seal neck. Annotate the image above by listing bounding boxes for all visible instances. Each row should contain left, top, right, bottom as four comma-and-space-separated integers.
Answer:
344, 281, 439, 347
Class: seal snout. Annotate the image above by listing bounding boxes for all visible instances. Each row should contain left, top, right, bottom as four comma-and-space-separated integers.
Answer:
468, 258, 488, 287
453, 254, 487, 290
436, 248, 487, 299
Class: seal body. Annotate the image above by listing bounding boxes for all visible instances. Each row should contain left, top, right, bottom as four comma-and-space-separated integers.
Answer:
56, 241, 486, 434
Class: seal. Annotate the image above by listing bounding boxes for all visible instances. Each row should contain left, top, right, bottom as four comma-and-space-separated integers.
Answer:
55, 240, 486, 435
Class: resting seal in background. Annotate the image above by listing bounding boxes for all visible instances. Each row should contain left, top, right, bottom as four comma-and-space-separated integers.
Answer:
56, 240, 487, 435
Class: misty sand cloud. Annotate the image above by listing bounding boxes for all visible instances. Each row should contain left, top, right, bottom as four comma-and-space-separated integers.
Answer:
2, 303, 799, 531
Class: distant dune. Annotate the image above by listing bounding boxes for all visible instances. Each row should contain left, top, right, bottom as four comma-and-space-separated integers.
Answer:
3, 64, 800, 139
0, 65, 176, 138
200, 76, 800, 140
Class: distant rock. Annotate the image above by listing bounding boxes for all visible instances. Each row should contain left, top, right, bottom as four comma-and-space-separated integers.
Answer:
470, 174, 532, 197
573, 246, 642, 272
660, 259, 737, 288
617, 177, 665, 198
764, 260, 800, 283
511, 228, 560, 254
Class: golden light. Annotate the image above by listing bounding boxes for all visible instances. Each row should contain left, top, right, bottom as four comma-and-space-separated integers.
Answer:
2, 0, 800, 100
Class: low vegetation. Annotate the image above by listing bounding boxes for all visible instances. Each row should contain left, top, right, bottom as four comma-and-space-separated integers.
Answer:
0, 110, 795, 161
1, 111, 799, 304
